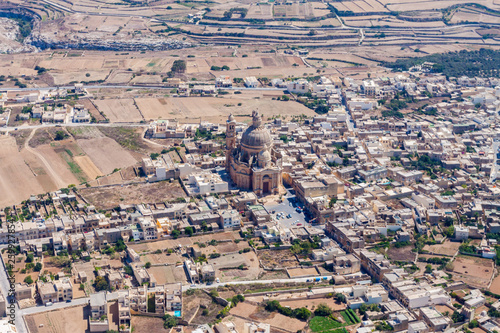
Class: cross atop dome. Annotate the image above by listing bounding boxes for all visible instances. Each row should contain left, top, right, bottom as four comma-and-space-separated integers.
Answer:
252, 110, 262, 128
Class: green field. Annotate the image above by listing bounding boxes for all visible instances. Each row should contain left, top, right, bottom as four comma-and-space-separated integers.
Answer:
340, 309, 360, 325
309, 316, 343, 332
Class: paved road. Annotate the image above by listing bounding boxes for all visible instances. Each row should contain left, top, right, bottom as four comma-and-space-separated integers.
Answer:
490, 141, 500, 184
19, 297, 90, 316
0, 255, 28, 332
0, 121, 145, 133
182, 275, 337, 292
1, 85, 285, 92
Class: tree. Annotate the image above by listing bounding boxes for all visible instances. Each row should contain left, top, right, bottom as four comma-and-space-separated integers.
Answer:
163, 314, 178, 328
209, 289, 219, 298
425, 264, 433, 274
294, 307, 311, 321
94, 276, 108, 292
315, 105, 329, 114
469, 319, 479, 328
335, 293, 346, 303
26, 253, 34, 263
171, 229, 181, 239
24, 275, 33, 284
185, 227, 194, 237
171, 60, 186, 74
451, 311, 465, 323
55, 130, 67, 141
34, 262, 42, 272
145, 262, 151, 269
265, 300, 280, 312
314, 304, 332, 317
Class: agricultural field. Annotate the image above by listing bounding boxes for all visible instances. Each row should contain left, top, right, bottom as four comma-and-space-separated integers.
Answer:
77, 137, 138, 174
0, 135, 57, 207
134, 93, 318, 124
93, 98, 144, 123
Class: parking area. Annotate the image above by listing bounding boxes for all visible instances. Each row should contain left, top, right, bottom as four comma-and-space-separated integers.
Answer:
265, 187, 311, 229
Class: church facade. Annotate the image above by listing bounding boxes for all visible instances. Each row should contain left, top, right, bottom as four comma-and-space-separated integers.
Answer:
225, 111, 282, 196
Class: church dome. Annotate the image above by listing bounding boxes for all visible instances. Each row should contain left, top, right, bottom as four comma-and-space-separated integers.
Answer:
241, 125, 272, 149
240, 111, 272, 150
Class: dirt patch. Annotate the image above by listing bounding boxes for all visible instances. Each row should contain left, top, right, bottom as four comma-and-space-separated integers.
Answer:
130, 315, 166, 332
25, 304, 89, 333
78, 180, 187, 210
490, 275, 500, 294
29, 127, 69, 148
230, 302, 307, 332
387, 244, 416, 262
287, 267, 319, 278
149, 265, 187, 285
9, 129, 31, 150
450, 256, 494, 289
258, 249, 299, 268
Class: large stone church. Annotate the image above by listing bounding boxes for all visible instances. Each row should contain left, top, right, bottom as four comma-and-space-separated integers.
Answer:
225, 111, 282, 196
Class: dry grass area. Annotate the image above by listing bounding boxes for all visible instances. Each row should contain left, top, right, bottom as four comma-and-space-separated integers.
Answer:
423, 240, 461, 256
25, 304, 89, 333
184, 289, 225, 326
450, 256, 494, 289
78, 180, 187, 210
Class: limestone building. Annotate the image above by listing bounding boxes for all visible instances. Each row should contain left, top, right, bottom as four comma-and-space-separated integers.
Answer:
226, 111, 282, 196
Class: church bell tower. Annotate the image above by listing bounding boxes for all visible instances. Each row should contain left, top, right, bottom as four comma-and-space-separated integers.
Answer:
226, 114, 236, 171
